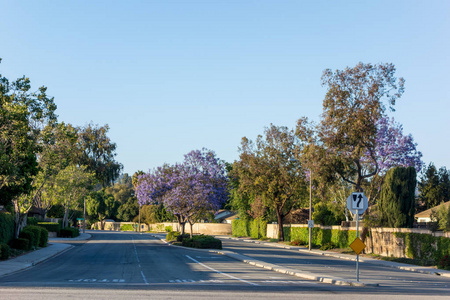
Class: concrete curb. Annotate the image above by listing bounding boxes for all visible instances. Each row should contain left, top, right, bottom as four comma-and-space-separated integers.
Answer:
216, 235, 450, 278
149, 234, 377, 287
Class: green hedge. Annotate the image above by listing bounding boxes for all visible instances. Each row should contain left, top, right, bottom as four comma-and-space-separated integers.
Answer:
59, 227, 80, 238
395, 232, 450, 265
120, 224, 135, 231
182, 235, 222, 249
25, 225, 48, 247
27, 217, 39, 226
19, 230, 37, 250
166, 231, 180, 241
0, 213, 15, 245
290, 227, 357, 248
37, 222, 61, 234
232, 218, 267, 239
0, 243, 11, 260
11, 238, 30, 250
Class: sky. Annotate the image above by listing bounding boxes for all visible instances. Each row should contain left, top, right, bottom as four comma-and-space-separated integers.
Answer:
1, 1, 449, 175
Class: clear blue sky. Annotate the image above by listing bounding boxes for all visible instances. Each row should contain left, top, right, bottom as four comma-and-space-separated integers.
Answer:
1, 1, 449, 175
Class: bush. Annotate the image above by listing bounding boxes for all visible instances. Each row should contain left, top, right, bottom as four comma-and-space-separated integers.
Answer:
176, 233, 190, 242
0, 213, 15, 245
165, 226, 173, 232
10, 238, 30, 250
37, 222, 61, 234
59, 227, 80, 238
166, 231, 180, 241
182, 235, 222, 249
232, 219, 250, 237
23, 225, 45, 248
27, 217, 39, 226
320, 242, 337, 251
120, 224, 135, 231
19, 230, 36, 250
0, 243, 11, 260
438, 254, 450, 270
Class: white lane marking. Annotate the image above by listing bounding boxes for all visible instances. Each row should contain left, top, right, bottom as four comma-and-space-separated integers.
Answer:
132, 237, 149, 285
185, 255, 258, 286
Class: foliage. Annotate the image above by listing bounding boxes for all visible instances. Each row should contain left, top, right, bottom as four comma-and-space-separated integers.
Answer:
59, 227, 80, 238
378, 166, 417, 228
313, 202, 345, 226
105, 174, 139, 222
0, 243, 10, 260
27, 217, 38, 225
86, 190, 117, 229
396, 232, 450, 265
25, 225, 48, 247
231, 124, 308, 241
419, 164, 450, 210
317, 62, 405, 193
181, 235, 222, 249
120, 224, 135, 231
75, 123, 122, 187
438, 254, 450, 270
139, 204, 173, 224
290, 226, 357, 248
10, 238, 29, 250
0, 213, 14, 244
48, 164, 95, 228
232, 219, 250, 237
18, 230, 36, 250
166, 231, 180, 241
136, 148, 228, 236
430, 203, 450, 231
165, 226, 173, 232
37, 222, 60, 233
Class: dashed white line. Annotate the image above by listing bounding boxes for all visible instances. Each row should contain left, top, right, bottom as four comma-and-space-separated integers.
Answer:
132, 237, 149, 285
185, 255, 258, 286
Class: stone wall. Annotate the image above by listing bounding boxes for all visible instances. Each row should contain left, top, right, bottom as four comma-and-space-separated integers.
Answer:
267, 223, 450, 258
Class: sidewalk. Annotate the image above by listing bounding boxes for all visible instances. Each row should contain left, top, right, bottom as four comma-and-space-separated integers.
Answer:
0, 233, 91, 277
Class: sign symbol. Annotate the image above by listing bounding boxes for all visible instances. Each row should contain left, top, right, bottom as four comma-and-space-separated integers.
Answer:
357, 194, 363, 207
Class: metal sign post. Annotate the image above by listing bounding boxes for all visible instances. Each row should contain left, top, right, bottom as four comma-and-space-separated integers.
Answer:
347, 192, 368, 282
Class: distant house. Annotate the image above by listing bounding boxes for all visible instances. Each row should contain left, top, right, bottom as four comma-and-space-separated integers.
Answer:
415, 201, 450, 223
214, 210, 238, 224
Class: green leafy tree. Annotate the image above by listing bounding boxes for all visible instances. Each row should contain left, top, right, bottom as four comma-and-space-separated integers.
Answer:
318, 62, 405, 193
86, 190, 117, 230
430, 203, 450, 231
378, 166, 416, 228
0, 59, 57, 236
231, 124, 308, 241
48, 165, 95, 228
419, 164, 450, 210
76, 123, 122, 187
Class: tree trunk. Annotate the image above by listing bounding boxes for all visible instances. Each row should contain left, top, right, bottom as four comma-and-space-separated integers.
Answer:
189, 222, 194, 238
277, 210, 285, 241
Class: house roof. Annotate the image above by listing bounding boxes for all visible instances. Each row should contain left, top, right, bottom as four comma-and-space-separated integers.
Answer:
415, 201, 450, 219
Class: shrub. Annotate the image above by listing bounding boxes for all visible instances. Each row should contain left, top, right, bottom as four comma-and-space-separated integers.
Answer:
182, 235, 222, 249
0, 243, 11, 260
23, 225, 44, 248
438, 254, 450, 270
0, 213, 15, 245
34, 226, 48, 247
27, 217, 39, 226
320, 242, 337, 251
166, 231, 180, 241
19, 230, 36, 250
59, 227, 80, 238
165, 226, 173, 233
176, 233, 190, 242
37, 222, 61, 234
120, 224, 135, 231
232, 219, 250, 237
10, 238, 30, 250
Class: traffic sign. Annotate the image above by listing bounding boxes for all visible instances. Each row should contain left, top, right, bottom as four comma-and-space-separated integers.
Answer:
347, 192, 368, 214
307, 220, 314, 228
350, 237, 366, 255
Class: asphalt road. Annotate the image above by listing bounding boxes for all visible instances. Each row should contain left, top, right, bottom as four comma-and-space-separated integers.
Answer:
0, 231, 449, 299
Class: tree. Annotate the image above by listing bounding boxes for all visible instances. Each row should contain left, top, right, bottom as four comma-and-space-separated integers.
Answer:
86, 190, 117, 230
231, 125, 308, 241
48, 165, 95, 228
378, 166, 416, 228
76, 123, 122, 187
419, 164, 450, 210
136, 149, 228, 237
1, 59, 57, 236
318, 62, 405, 193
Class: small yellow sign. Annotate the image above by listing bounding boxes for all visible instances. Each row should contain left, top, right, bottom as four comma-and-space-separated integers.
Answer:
350, 237, 366, 255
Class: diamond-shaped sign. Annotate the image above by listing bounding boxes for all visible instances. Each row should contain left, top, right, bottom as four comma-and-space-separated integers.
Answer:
350, 237, 366, 255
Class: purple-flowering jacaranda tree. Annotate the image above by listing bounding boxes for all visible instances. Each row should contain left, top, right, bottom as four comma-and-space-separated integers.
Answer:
135, 149, 228, 236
